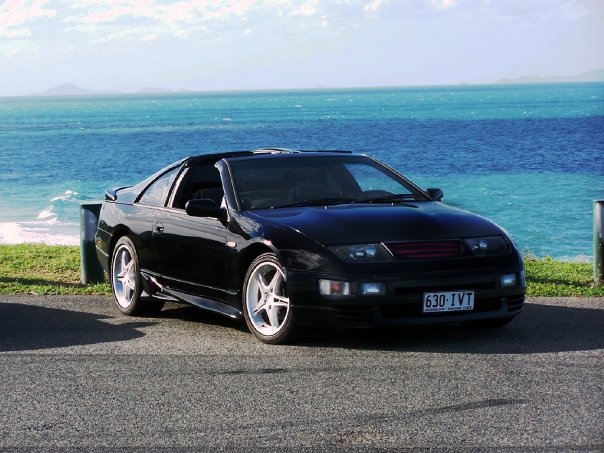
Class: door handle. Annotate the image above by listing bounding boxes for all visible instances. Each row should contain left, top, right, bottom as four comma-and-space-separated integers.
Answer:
155, 224, 164, 234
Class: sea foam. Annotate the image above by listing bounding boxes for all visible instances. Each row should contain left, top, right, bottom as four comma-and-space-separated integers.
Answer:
0, 221, 79, 245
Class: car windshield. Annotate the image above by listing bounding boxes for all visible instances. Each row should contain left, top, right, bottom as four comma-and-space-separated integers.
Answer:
227, 155, 428, 210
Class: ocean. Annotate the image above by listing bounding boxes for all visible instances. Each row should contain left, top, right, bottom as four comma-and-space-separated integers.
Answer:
0, 83, 603, 259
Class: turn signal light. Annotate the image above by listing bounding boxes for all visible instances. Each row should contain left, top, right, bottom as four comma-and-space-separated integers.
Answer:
501, 273, 518, 288
319, 279, 351, 296
360, 282, 386, 296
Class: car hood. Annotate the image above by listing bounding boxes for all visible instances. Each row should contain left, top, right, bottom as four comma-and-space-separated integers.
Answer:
250, 202, 504, 245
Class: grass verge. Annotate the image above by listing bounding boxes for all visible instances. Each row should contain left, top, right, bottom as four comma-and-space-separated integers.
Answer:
0, 244, 602, 297
0, 244, 109, 295
524, 256, 603, 297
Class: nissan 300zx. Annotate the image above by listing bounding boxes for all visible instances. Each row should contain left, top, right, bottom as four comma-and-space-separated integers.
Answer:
95, 149, 525, 344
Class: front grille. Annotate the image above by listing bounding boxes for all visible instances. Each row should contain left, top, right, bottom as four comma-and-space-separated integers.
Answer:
386, 241, 461, 260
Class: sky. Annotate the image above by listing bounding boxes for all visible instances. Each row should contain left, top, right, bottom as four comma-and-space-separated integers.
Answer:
0, 0, 603, 96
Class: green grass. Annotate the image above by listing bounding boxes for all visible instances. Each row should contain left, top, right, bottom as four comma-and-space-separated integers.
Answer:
524, 256, 603, 297
0, 244, 602, 297
0, 244, 110, 295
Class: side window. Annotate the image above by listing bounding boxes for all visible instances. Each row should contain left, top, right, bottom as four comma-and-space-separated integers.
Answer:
170, 162, 224, 209
138, 167, 179, 207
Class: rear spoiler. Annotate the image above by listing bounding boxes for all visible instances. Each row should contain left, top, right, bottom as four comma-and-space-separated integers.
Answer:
104, 187, 130, 201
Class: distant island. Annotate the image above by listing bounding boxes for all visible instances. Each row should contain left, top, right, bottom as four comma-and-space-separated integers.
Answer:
494, 68, 604, 85
36, 83, 122, 96
31, 83, 192, 97
20, 68, 604, 98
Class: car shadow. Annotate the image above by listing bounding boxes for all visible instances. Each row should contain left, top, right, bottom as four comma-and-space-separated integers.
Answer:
0, 303, 154, 352
153, 300, 604, 354
297, 302, 604, 354
158, 302, 248, 333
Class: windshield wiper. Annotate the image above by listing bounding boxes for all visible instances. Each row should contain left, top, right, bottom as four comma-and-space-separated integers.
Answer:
272, 197, 360, 209
363, 193, 418, 203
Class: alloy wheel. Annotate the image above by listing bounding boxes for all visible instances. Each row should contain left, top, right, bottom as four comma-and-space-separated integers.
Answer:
111, 242, 138, 310
245, 259, 291, 337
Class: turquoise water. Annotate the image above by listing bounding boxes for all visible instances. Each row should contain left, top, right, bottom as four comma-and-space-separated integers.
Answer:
0, 83, 602, 258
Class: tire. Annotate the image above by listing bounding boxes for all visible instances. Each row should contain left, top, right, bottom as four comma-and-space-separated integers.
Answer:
110, 236, 164, 316
242, 253, 297, 344
463, 317, 515, 329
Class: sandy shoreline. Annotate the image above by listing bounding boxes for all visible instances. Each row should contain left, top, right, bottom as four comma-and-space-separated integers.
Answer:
0, 221, 80, 246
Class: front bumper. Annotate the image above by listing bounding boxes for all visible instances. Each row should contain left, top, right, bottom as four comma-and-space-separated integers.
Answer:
292, 296, 523, 327
286, 268, 525, 328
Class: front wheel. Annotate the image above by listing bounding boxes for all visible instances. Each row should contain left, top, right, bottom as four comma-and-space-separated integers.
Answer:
110, 236, 163, 316
243, 253, 297, 344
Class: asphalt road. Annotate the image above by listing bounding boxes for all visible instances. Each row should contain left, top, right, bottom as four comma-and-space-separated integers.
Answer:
0, 295, 602, 451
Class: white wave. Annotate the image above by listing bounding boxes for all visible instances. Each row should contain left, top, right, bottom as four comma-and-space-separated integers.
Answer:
50, 189, 79, 203
0, 221, 80, 246
36, 209, 56, 221
3, 190, 99, 246
35, 190, 92, 225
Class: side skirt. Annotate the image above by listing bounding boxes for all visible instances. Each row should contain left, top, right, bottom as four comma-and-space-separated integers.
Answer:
140, 271, 243, 320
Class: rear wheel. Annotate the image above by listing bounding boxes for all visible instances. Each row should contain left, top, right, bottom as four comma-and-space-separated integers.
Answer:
243, 253, 297, 344
110, 236, 163, 316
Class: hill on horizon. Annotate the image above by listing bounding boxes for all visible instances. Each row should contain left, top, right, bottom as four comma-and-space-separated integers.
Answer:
21, 68, 604, 97
494, 68, 604, 85
36, 83, 122, 96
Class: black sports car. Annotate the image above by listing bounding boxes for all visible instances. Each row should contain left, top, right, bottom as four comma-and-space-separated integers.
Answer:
95, 149, 525, 344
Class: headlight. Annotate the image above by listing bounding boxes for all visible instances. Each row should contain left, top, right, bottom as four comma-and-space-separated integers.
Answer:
464, 236, 509, 256
328, 243, 393, 263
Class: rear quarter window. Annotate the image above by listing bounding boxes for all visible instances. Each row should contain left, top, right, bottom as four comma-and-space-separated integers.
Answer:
138, 167, 180, 207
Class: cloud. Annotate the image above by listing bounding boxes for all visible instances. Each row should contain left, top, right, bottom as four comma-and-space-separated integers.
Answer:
364, 0, 382, 12
475, 0, 601, 21
66, 0, 258, 25
427, 0, 458, 10
60, 0, 263, 41
0, 0, 476, 45
293, 0, 318, 16
0, 35, 38, 58
1, 26, 31, 38
63, 0, 395, 39
0, 0, 56, 38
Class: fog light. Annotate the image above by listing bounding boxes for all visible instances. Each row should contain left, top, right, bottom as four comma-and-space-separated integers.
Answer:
501, 273, 518, 288
360, 282, 386, 296
319, 279, 351, 296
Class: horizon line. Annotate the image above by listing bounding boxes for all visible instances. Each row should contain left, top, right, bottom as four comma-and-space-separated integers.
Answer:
3, 79, 604, 100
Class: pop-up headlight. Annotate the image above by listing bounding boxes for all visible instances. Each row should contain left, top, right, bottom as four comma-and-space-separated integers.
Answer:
328, 243, 393, 263
464, 236, 509, 256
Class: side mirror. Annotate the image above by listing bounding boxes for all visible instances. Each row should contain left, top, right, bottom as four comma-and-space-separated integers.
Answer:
185, 198, 221, 218
426, 188, 444, 202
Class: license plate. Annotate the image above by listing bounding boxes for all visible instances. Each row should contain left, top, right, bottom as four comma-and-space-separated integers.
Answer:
422, 290, 474, 313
